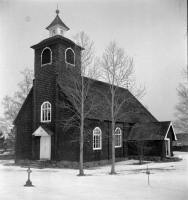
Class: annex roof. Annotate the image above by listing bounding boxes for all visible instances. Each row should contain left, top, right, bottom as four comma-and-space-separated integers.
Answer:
127, 121, 177, 141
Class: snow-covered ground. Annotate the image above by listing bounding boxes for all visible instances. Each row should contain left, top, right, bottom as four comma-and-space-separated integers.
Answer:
0, 151, 187, 200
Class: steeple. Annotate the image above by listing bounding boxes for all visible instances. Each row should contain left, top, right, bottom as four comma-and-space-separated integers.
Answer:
46, 8, 69, 38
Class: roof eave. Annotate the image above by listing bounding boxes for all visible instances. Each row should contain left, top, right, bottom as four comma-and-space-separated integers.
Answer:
30, 36, 84, 50
46, 25, 69, 31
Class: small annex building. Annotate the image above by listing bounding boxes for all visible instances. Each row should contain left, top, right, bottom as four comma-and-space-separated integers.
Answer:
128, 122, 177, 157
13, 10, 177, 163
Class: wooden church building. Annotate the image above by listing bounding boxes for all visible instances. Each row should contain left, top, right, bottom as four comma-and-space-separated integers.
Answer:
13, 10, 177, 163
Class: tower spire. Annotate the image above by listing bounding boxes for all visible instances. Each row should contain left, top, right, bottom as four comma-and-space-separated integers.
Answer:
46, 7, 69, 37
56, 4, 59, 15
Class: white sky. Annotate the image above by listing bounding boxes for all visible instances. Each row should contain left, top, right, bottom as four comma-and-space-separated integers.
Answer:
0, 0, 187, 121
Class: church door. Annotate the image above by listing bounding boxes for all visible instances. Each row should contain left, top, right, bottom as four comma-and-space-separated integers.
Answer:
40, 136, 51, 160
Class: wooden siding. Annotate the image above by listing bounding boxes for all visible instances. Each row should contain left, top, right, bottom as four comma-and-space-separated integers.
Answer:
15, 93, 33, 160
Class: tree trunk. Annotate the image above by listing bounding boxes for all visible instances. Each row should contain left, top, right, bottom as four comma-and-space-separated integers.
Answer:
111, 121, 115, 174
79, 76, 84, 176
110, 91, 116, 174
79, 119, 84, 175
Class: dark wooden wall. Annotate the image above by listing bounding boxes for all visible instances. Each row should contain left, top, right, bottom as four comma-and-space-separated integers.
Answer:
15, 93, 33, 160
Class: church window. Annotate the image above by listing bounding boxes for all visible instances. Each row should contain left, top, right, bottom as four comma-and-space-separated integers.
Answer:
41, 102, 51, 123
115, 127, 122, 148
41, 47, 52, 66
93, 127, 102, 150
65, 48, 75, 66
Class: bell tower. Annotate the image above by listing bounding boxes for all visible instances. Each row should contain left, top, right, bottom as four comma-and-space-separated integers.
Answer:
30, 9, 82, 160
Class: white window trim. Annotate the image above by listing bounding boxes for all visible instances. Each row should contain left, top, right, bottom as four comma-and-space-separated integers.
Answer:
41, 101, 51, 123
93, 127, 102, 150
65, 47, 75, 66
115, 127, 122, 148
41, 47, 52, 66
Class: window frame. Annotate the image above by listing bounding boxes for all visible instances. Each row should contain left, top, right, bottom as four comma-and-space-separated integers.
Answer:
41, 101, 51, 123
93, 127, 102, 150
115, 127, 122, 148
65, 48, 75, 66
52, 29, 56, 36
60, 29, 64, 36
41, 47, 52, 66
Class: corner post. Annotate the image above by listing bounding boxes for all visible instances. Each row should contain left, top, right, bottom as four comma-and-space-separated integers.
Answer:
32, 78, 36, 160
55, 73, 59, 160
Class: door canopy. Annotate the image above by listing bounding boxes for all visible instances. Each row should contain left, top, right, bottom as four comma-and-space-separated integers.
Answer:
32, 126, 53, 137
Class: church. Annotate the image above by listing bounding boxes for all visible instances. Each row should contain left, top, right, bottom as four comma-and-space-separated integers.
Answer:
13, 9, 177, 163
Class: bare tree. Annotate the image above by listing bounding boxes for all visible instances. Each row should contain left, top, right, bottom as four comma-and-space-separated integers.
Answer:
0, 118, 14, 153
101, 41, 145, 174
1, 68, 33, 152
128, 140, 154, 164
59, 32, 100, 176
174, 65, 188, 133
1, 68, 33, 123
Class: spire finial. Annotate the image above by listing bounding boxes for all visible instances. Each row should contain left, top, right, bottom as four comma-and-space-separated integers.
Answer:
56, 4, 59, 15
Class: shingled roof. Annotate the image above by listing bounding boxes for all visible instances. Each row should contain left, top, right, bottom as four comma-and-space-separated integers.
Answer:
58, 76, 157, 124
46, 12, 69, 30
30, 35, 83, 50
127, 121, 177, 141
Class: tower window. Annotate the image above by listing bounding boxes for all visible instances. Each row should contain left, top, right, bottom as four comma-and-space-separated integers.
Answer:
52, 30, 56, 36
41, 101, 51, 122
60, 30, 64, 36
115, 127, 122, 148
41, 47, 52, 66
65, 48, 75, 66
93, 127, 102, 150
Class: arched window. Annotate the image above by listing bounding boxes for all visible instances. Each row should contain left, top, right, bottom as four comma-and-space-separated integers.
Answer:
41, 47, 52, 66
65, 48, 75, 66
41, 102, 51, 122
115, 127, 122, 148
93, 127, 102, 150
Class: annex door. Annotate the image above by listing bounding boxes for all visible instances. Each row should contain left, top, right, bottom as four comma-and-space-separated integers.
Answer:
40, 136, 51, 160
165, 139, 171, 157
